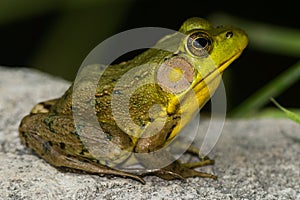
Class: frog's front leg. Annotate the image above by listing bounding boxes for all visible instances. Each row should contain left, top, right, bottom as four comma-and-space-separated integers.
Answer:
135, 142, 216, 180
19, 113, 145, 184
174, 144, 216, 178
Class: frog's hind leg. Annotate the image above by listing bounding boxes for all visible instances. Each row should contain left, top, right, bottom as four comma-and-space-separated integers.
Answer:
172, 142, 215, 168
22, 129, 145, 184
44, 142, 146, 184
184, 145, 215, 168
19, 114, 146, 184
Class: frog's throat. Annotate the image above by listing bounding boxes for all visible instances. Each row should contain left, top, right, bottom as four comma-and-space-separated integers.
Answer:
166, 52, 243, 142
168, 51, 243, 115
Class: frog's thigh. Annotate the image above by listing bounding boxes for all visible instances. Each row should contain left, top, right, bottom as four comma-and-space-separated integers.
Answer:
19, 114, 145, 184
34, 133, 145, 183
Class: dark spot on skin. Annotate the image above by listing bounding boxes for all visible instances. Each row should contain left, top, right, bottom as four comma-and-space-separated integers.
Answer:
19, 131, 29, 146
165, 122, 178, 141
71, 129, 80, 139
59, 142, 66, 149
42, 141, 51, 153
43, 115, 56, 133
106, 134, 112, 141
80, 147, 89, 155
172, 114, 181, 120
165, 130, 173, 141
78, 145, 90, 155
171, 124, 177, 129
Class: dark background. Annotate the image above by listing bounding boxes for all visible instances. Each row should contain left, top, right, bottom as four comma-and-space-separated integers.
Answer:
0, 0, 299, 112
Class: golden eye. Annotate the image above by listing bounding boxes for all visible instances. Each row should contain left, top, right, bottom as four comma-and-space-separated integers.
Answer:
186, 31, 212, 57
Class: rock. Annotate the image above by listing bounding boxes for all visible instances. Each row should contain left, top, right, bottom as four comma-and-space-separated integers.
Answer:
0, 66, 299, 199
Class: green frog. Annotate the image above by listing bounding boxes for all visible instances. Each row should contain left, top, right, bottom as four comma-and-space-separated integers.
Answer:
19, 17, 248, 184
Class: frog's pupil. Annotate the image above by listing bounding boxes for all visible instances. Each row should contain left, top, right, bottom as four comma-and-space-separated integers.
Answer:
193, 37, 208, 49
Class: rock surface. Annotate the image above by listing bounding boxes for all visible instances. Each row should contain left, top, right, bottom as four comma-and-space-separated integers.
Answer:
0, 66, 299, 200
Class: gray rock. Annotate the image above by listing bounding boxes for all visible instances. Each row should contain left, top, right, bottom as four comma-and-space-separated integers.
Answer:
0, 66, 299, 200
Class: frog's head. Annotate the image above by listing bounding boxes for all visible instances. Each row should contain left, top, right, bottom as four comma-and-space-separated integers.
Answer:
156, 17, 248, 107
153, 17, 248, 138
179, 17, 248, 74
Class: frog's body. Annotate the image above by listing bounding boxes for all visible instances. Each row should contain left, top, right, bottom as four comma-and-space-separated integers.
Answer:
19, 18, 248, 184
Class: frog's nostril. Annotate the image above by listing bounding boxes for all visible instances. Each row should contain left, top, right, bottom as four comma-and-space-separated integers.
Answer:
226, 31, 233, 39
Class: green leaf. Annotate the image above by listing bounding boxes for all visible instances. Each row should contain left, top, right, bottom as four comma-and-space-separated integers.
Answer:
270, 98, 300, 124
229, 60, 300, 118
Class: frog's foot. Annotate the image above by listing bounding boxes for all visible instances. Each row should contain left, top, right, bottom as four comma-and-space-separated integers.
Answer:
181, 157, 215, 169
174, 143, 212, 161
142, 160, 217, 181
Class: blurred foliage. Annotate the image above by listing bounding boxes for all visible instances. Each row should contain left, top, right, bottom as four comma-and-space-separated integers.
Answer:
210, 13, 300, 57
270, 98, 300, 124
0, 0, 122, 25
229, 60, 300, 117
0, 0, 134, 80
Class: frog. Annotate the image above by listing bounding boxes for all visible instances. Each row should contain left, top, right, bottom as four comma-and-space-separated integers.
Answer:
19, 17, 248, 184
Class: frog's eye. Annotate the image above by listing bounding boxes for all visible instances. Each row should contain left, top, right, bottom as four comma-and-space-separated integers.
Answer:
186, 31, 212, 57
156, 57, 194, 94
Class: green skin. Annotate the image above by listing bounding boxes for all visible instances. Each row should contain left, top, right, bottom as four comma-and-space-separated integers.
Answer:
19, 18, 248, 184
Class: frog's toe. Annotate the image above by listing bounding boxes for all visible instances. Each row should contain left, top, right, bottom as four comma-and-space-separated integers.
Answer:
181, 169, 218, 180
147, 160, 217, 181
182, 158, 215, 169
151, 170, 185, 180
